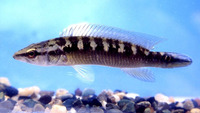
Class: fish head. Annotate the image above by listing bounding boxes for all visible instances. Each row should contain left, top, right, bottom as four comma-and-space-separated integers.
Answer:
13, 41, 52, 66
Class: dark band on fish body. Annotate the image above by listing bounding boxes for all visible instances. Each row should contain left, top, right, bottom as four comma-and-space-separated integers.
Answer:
55, 38, 66, 46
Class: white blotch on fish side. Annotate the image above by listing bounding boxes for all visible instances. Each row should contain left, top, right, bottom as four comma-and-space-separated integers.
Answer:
144, 50, 150, 56
90, 38, 97, 51
65, 39, 72, 48
131, 45, 137, 55
77, 37, 84, 50
118, 42, 125, 53
102, 39, 109, 52
160, 52, 164, 56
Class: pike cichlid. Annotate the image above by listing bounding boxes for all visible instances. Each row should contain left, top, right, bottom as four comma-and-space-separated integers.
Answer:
13, 23, 192, 82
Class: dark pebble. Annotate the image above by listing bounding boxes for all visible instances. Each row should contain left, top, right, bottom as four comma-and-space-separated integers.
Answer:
106, 103, 119, 110
23, 99, 38, 108
136, 101, 151, 113
82, 88, 95, 97
0, 83, 18, 97
59, 93, 74, 102
18, 96, 31, 100
72, 99, 84, 109
117, 99, 132, 109
134, 96, 145, 103
82, 96, 102, 107
63, 98, 76, 109
171, 108, 186, 113
146, 97, 158, 111
39, 91, 55, 97
192, 99, 199, 108
75, 88, 82, 96
38, 95, 52, 105
122, 101, 135, 113
157, 102, 169, 111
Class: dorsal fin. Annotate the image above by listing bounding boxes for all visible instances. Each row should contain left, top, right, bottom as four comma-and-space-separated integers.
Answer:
60, 23, 163, 50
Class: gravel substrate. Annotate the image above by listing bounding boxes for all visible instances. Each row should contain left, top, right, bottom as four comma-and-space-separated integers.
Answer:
0, 77, 200, 113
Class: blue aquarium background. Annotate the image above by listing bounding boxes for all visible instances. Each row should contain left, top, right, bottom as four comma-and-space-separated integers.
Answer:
0, 0, 200, 97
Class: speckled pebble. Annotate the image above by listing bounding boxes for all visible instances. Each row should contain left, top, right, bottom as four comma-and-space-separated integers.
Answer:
38, 95, 52, 105
183, 99, 194, 110
144, 107, 151, 113
122, 101, 135, 113
63, 98, 76, 109
59, 93, 74, 102
33, 104, 45, 112
194, 98, 200, 107
106, 103, 119, 110
106, 109, 123, 113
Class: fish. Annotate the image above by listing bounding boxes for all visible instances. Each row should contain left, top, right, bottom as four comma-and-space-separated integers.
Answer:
13, 23, 192, 82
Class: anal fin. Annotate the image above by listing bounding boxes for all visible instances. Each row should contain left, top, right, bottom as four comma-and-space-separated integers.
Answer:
121, 67, 155, 82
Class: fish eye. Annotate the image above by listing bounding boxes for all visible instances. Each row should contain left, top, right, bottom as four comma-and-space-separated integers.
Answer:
27, 50, 37, 58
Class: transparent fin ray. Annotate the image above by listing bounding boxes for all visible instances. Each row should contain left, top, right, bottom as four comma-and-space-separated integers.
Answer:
60, 22, 163, 49
121, 67, 155, 82
72, 65, 95, 83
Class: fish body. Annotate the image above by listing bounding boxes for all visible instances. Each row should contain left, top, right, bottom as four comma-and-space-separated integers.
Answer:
13, 23, 192, 81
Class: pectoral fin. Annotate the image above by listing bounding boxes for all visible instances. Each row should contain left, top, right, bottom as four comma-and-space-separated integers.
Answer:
72, 65, 95, 83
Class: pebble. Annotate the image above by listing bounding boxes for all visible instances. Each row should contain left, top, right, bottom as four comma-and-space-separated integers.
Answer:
58, 93, 74, 102
194, 98, 200, 107
90, 107, 104, 113
125, 93, 139, 99
82, 88, 95, 97
77, 106, 90, 113
38, 95, 52, 105
18, 86, 40, 96
157, 102, 169, 111
75, 88, 82, 96
0, 83, 18, 97
0, 92, 5, 102
12, 105, 22, 113
136, 101, 151, 108
39, 91, 55, 97
134, 96, 145, 103
183, 99, 194, 110
56, 88, 68, 97
122, 101, 135, 113
72, 99, 84, 108
23, 99, 38, 108
106, 109, 123, 113
33, 104, 45, 112
115, 92, 126, 99
0, 77, 10, 86
63, 98, 76, 109
144, 107, 151, 113
155, 93, 171, 104
0, 100, 16, 110
191, 108, 200, 113
106, 103, 119, 110
51, 104, 67, 113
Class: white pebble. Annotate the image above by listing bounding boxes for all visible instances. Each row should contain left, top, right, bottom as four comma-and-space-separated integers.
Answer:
50, 105, 67, 113
0, 77, 10, 86
126, 93, 139, 99
18, 86, 40, 96
56, 89, 69, 97
155, 93, 172, 104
